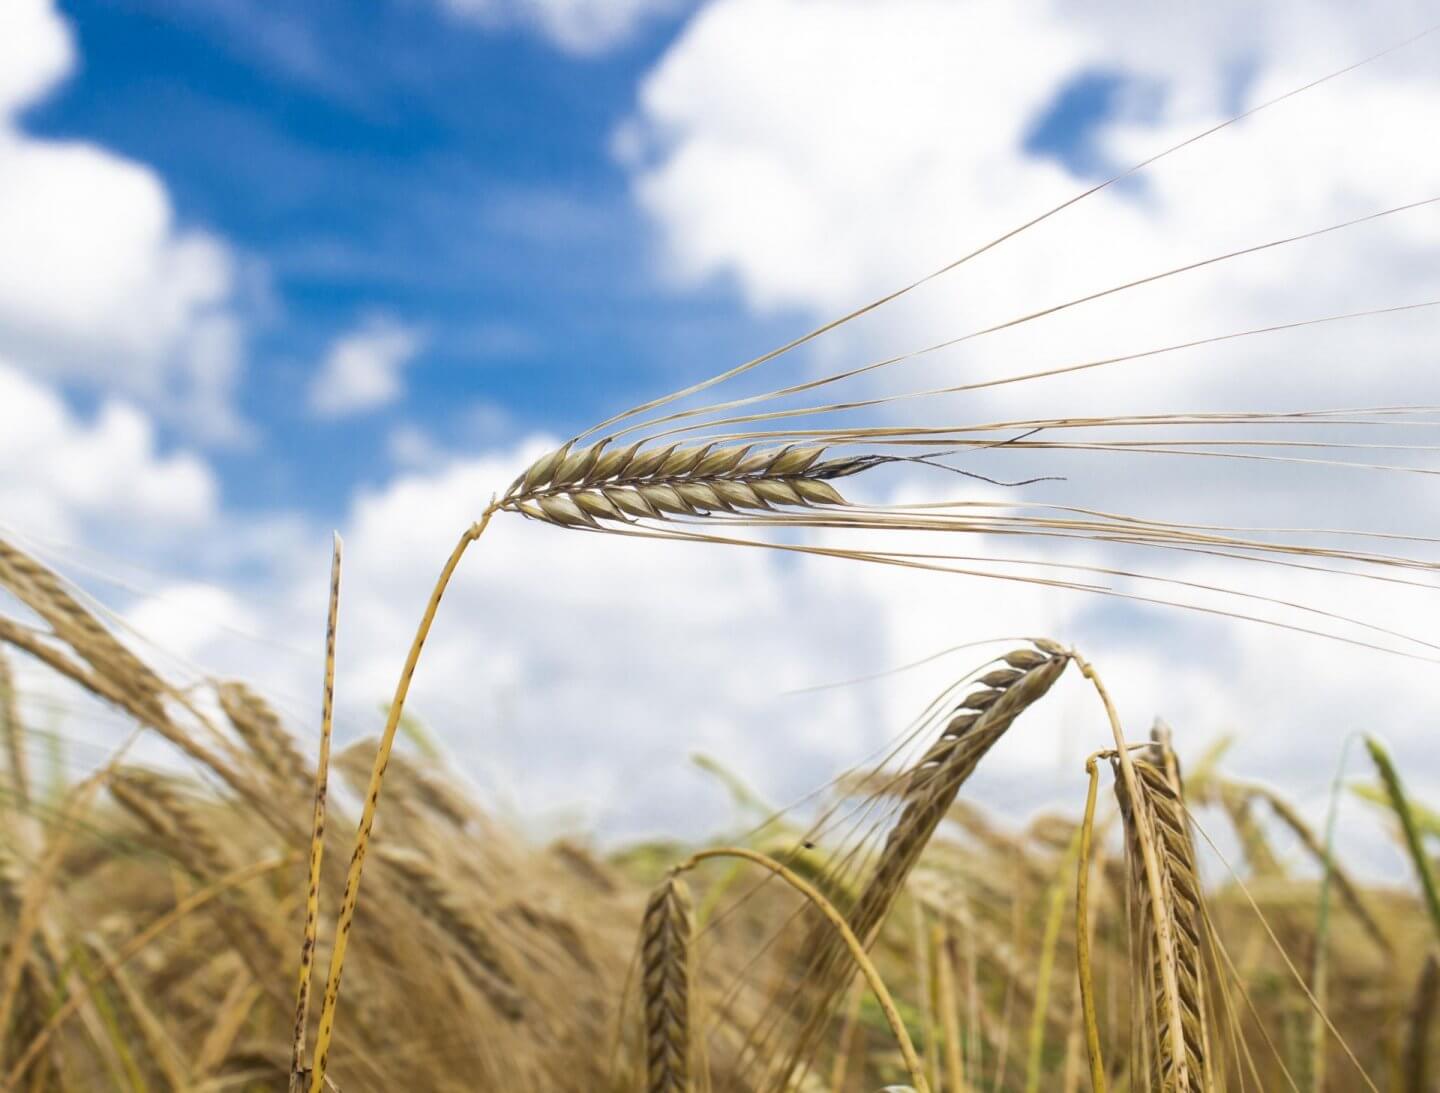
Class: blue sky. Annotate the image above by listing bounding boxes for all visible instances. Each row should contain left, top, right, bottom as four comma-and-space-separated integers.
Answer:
3, 0, 1438, 842
21, 0, 804, 517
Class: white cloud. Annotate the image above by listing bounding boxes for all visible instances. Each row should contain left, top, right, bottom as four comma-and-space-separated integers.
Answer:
0, 362, 218, 541
436, 0, 677, 54
308, 316, 426, 418
0, 0, 73, 115
0, 0, 252, 442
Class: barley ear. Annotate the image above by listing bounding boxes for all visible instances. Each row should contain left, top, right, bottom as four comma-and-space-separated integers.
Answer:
1112, 752, 1212, 1093
641, 874, 694, 1093
290, 533, 342, 1093
1076, 652, 1195, 1093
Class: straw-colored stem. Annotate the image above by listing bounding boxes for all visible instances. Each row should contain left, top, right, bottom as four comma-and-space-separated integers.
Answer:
6, 854, 295, 1085
913, 899, 939, 1090
829, 972, 866, 1092
1073, 650, 1187, 1090
309, 510, 493, 1092
290, 533, 343, 1093
1076, 755, 1107, 1093
1310, 735, 1357, 1093
1025, 825, 1082, 1093
935, 924, 967, 1093
1365, 735, 1440, 945
679, 846, 931, 1093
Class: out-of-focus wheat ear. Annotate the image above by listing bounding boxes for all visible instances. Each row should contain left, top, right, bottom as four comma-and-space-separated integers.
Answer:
1364, 736, 1440, 945
1076, 755, 1107, 1093
197, 971, 264, 1080
1217, 782, 1283, 878
641, 873, 694, 1093
0, 538, 166, 714
1406, 952, 1439, 1093
0, 649, 28, 810
0, 741, 139, 1052
309, 508, 494, 1093
1251, 781, 1392, 956
290, 533, 342, 1093
219, 680, 313, 797
380, 846, 525, 1020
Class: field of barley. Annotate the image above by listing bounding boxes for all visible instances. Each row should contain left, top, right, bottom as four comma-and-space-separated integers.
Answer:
4, 2, 1440, 1092
3, 532, 1440, 1091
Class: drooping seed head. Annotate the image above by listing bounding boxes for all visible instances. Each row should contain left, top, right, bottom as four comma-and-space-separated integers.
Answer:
501, 441, 885, 529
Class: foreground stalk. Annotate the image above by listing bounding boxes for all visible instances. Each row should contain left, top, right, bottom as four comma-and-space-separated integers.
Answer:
309, 510, 493, 1091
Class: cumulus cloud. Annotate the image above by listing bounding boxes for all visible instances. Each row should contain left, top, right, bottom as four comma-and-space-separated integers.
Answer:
0, 0, 72, 115
0, 362, 218, 542
0, 0, 251, 441
308, 316, 426, 418
435, 0, 678, 54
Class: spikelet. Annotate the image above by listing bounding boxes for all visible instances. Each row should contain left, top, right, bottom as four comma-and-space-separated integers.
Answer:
109, 768, 232, 880
640, 874, 694, 1093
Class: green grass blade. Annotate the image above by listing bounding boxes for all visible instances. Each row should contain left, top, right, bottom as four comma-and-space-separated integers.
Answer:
1364, 735, 1440, 944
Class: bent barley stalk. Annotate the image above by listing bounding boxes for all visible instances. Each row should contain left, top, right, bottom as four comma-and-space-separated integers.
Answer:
676, 846, 931, 1093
